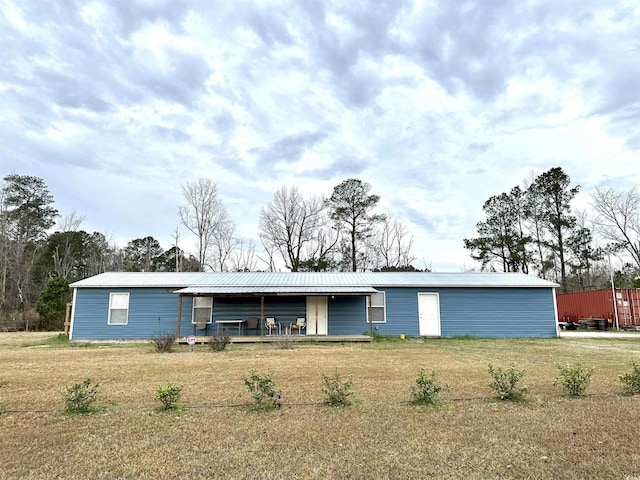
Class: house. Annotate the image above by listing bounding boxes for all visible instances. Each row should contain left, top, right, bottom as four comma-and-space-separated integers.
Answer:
68, 271, 559, 340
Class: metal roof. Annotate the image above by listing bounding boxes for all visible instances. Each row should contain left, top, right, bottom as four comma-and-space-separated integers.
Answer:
176, 286, 379, 295
70, 271, 558, 289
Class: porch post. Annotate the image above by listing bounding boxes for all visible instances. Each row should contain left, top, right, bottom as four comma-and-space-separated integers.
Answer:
367, 294, 373, 338
260, 296, 265, 337
314, 296, 319, 336
176, 294, 183, 337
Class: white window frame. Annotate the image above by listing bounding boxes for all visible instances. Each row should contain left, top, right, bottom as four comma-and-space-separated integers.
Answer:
192, 296, 213, 324
366, 291, 386, 323
108, 292, 129, 325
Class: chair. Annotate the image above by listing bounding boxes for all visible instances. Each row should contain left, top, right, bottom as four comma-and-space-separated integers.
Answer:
289, 317, 306, 335
265, 317, 280, 335
196, 318, 208, 330
246, 317, 259, 335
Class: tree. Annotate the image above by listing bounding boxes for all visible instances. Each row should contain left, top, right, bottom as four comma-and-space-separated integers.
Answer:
35, 276, 70, 330
1, 175, 59, 312
591, 187, 640, 270
210, 219, 238, 272
43, 231, 89, 280
371, 215, 414, 270
528, 167, 579, 290
179, 178, 230, 271
464, 188, 531, 272
325, 178, 385, 272
259, 185, 336, 271
123, 236, 163, 272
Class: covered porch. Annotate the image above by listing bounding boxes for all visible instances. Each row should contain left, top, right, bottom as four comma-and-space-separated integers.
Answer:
173, 284, 378, 340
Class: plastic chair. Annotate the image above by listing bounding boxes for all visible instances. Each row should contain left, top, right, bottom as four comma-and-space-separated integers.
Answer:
290, 317, 306, 335
265, 317, 280, 335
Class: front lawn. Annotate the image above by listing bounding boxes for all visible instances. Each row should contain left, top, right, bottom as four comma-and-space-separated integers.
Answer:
0, 334, 639, 479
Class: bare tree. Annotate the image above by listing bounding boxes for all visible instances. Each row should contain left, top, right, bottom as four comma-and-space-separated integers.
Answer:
57, 210, 86, 232
230, 238, 258, 272
374, 214, 416, 270
591, 187, 640, 269
259, 185, 331, 271
210, 219, 238, 272
179, 179, 230, 271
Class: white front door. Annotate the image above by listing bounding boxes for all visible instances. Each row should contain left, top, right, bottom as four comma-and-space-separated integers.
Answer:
306, 296, 328, 335
418, 293, 441, 337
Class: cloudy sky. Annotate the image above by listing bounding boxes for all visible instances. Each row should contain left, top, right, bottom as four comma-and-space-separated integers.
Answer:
2, 0, 639, 271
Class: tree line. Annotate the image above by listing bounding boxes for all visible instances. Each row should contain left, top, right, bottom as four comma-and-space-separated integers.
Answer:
463, 167, 640, 292
3, 169, 638, 331
0, 175, 415, 331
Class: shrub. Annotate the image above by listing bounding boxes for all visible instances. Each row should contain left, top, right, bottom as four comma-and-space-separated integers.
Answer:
409, 368, 449, 406
554, 363, 594, 396
488, 364, 529, 401
242, 371, 278, 411
152, 334, 176, 353
322, 371, 355, 407
619, 360, 640, 395
156, 383, 183, 411
208, 333, 231, 352
273, 337, 295, 350
64, 378, 100, 414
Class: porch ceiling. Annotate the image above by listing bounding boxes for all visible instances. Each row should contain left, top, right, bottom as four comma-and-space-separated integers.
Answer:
174, 286, 378, 296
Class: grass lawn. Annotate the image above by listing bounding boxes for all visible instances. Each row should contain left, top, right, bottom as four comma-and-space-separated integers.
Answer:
1, 333, 640, 479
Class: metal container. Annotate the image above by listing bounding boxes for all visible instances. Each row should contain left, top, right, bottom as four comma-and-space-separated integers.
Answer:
556, 289, 640, 327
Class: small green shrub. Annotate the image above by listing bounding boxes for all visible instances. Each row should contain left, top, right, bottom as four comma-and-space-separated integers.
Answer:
409, 369, 449, 406
619, 360, 640, 395
242, 371, 278, 411
322, 371, 355, 407
64, 378, 100, 414
155, 383, 183, 411
554, 363, 594, 396
152, 334, 176, 353
488, 364, 529, 401
208, 333, 231, 352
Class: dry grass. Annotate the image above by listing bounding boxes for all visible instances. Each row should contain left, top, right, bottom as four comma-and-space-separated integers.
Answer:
1, 333, 640, 479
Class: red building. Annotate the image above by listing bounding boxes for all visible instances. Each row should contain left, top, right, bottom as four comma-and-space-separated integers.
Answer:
556, 289, 640, 328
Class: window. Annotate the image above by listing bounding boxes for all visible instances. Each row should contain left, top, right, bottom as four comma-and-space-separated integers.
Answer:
108, 293, 129, 325
192, 297, 213, 324
366, 291, 386, 323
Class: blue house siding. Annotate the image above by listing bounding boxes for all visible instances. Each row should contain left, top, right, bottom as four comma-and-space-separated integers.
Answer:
368, 287, 557, 338
71, 288, 180, 340
327, 296, 366, 335
71, 285, 557, 340
71, 290, 313, 339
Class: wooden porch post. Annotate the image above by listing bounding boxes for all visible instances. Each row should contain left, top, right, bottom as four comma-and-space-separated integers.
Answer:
314, 296, 319, 336
176, 294, 183, 337
260, 296, 265, 337
64, 302, 72, 336
367, 294, 373, 338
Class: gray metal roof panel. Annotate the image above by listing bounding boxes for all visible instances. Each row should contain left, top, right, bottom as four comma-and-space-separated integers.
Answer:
70, 271, 558, 289
175, 286, 379, 295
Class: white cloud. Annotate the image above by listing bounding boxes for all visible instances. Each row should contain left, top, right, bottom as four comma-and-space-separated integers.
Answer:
1, 0, 639, 272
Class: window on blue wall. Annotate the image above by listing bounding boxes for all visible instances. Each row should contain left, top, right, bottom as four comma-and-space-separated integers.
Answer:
366, 292, 386, 323
108, 292, 129, 325
192, 297, 213, 324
